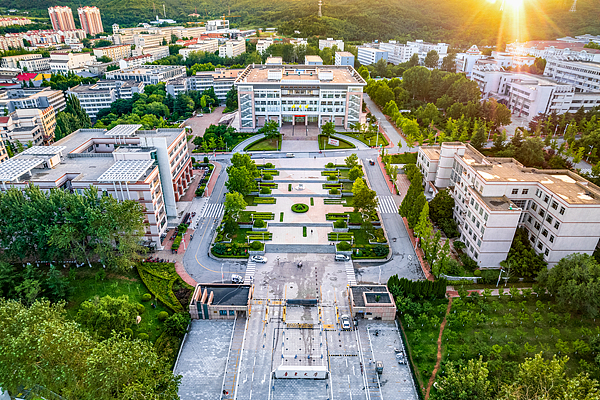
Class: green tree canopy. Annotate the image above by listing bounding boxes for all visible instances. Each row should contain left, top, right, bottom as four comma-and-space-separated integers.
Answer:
224, 191, 247, 219
433, 356, 492, 400
77, 294, 138, 339
351, 177, 378, 216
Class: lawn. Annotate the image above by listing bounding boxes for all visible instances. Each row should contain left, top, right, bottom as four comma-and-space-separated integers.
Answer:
399, 291, 600, 395
318, 135, 355, 150
386, 152, 417, 164
244, 135, 281, 151
344, 132, 389, 147
65, 266, 172, 344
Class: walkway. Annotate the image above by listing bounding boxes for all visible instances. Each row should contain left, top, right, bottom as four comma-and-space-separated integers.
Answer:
231, 134, 263, 153
334, 133, 370, 150
363, 94, 409, 152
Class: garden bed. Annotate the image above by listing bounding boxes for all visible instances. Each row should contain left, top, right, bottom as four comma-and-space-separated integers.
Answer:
318, 135, 355, 150
244, 135, 282, 151
344, 132, 389, 147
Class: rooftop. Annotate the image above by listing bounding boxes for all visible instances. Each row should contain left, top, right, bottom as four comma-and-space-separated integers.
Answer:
106, 124, 142, 136
97, 159, 156, 182
336, 51, 354, 57
350, 285, 391, 308
21, 145, 66, 156
420, 146, 440, 161
235, 65, 366, 85
0, 157, 45, 181
201, 284, 251, 306
472, 159, 600, 205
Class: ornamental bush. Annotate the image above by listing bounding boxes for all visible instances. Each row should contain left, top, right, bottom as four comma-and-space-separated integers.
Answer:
250, 241, 262, 250
333, 220, 347, 229
338, 241, 351, 251
136, 303, 145, 314
138, 333, 149, 340
326, 162, 335, 168
157, 311, 169, 321
253, 219, 266, 228
330, 188, 339, 195
291, 203, 309, 213
141, 293, 152, 302
265, 162, 275, 168
260, 187, 271, 194
262, 173, 273, 180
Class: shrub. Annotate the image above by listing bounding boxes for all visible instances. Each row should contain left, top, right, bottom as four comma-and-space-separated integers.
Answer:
253, 219, 266, 228
454, 241, 466, 250
481, 269, 501, 285
460, 253, 478, 272
141, 293, 152, 302
473, 269, 482, 277
265, 162, 274, 168
124, 328, 133, 338
445, 259, 465, 276
157, 311, 169, 321
326, 162, 335, 168
136, 303, 145, 314
260, 187, 271, 194
310, 198, 314, 206
288, 183, 292, 191
171, 235, 182, 250
262, 173, 273, 180
373, 245, 388, 257
212, 243, 227, 255
327, 175, 338, 181
138, 333, 149, 340
195, 188, 204, 197
338, 241, 351, 251
334, 220, 347, 229
164, 312, 191, 337
291, 203, 309, 213
250, 241, 262, 250
203, 156, 209, 163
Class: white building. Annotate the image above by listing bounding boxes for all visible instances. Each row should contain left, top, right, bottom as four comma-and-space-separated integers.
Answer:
67, 80, 145, 118
49, 51, 95, 74
178, 40, 219, 60
256, 38, 274, 54
119, 54, 153, 69
1, 54, 44, 69
181, 68, 243, 101
105, 65, 186, 85
506, 40, 600, 63
556, 34, 600, 45
417, 142, 600, 268
140, 45, 170, 61
455, 45, 485, 77
206, 19, 229, 32
319, 38, 344, 51
19, 57, 51, 72
335, 51, 355, 66
378, 40, 448, 66
219, 39, 246, 59
357, 47, 388, 66
234, 64, 366, 131
0, 87, 66, 114
93, 44, 132, 62
543, 59, 600, 92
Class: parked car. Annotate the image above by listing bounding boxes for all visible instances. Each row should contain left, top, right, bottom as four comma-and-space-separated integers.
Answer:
335, 254, 350, 262
286, 153, 295, 158
231, 274, 244, 284
251, 255, 267, 263
341, 314, 351, 330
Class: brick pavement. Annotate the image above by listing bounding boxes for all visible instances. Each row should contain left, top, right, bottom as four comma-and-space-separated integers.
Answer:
401, 216, 434, 281
175, 261, 197, 286
206, 162, 222, 197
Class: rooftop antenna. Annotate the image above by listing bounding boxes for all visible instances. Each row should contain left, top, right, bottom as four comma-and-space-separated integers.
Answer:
570, 0, 577, 12
318, 0, 322, 18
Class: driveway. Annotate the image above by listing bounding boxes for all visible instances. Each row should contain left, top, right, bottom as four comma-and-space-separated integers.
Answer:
363, 94, 409, 153
183, 106, 226, 137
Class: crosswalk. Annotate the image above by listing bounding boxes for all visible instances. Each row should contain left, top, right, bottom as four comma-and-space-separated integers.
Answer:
345, 260, 357, 285
244, 260, 256, 283
199, 202, 224, 219
377, 195, 398, 214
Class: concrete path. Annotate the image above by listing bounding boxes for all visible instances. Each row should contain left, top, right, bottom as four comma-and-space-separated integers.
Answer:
363, 94, 409, 152
335, 133, 371, 150
231, 134, 264, 153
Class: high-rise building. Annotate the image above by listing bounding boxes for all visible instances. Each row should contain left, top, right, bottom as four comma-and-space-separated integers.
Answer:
48, 6, 76, 31
78, 6, 104, 36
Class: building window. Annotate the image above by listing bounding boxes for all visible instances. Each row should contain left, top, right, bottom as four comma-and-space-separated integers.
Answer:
512, 188, 518, 195
551, 201, 558, 210
536, 189, 542, 198
475, 203, 479, 211
229, 310, 235, 316
472, 216, 476, 223
530, 202, 537, 211
542, 229, 548, 237
477, 239, 481, 247
481, 227, 485, 234
534, 221, 541, 230
559, 206, 565, 215
554, 221, 560, 230
522, 189, 529, 195
550, 235, 554, 243
544, 249, 549, 257
479, 208, 484, 215
543, 195, 549, 203
474, 252, 479, 259
546, 215, 553, 224
470, 198, 474, 206
539, 210, 545, 218
528, 215, 532, 223
530, 233, 536, 242
537, 242, 543, 250
219, 310, 227, 316
476, 221, 480, 228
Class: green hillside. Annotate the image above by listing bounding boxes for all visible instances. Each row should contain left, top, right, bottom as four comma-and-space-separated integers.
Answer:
3, 0, 600, 47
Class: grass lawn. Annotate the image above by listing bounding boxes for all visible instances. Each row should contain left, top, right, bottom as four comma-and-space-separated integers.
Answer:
245, 136, 281, 151
344, 132, 389, 147
386, 152, 417, 164
65, 266, 172, 344
319, 135, 355, 150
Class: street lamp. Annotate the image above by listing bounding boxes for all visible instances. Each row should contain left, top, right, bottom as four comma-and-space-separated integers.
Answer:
221, 263, 224, 283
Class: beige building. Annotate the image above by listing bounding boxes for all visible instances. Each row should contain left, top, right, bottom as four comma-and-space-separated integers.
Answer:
0, 111, 44, 147
0, 141, 8, 163
0, 87, 66, 114
1, 54, 43, 69
78, 6, 104, 36
179, 40, 219, 60
0, 35, 25, 51
48, 6, 76, 31
1, 107, 56, 145
93, 44, 132, 62
349, 285, 396, 321
49, 51, 95, 74
218, 39, 246, 59
189, 284, 252, 319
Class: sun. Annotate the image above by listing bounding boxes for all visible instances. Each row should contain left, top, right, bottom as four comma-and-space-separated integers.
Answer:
505, 0, 524, 8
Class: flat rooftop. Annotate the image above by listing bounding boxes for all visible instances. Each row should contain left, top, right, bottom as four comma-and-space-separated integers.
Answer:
420, 146, 440, 161
473, 159, 600, 205
236, 65, 366, 85
202, 284, 251, 306
336, 51, 354, 57
350, 285, 390, 308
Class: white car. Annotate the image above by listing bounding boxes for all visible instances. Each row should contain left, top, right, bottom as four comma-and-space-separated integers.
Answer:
341, 314, 351, 330
335, 254, 350, 262
231, 274, 244, 284
251, 255, 267, 263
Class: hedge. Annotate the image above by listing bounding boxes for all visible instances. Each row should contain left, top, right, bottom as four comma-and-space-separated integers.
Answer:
137, 263, 184, 313
154, 331, 182, 368
387, 275, 447, 299
254, 197, 276, 204
291, 203, 309, 213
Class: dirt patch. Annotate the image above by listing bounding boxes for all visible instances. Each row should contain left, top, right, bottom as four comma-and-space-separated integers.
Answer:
425, 297, 453, 399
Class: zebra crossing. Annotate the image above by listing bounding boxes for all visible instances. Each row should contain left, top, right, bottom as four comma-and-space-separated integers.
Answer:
244, 260, 256, 283
199, 202, 224, 219
345, 260, 357, 285
377, 195, 398, 214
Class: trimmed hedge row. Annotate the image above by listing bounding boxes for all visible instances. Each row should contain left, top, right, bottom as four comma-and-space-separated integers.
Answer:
291, 203, 309, 213
137, 263, 184, 313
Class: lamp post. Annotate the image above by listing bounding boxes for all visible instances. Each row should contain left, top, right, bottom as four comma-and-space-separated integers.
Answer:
221, 263, 224, 283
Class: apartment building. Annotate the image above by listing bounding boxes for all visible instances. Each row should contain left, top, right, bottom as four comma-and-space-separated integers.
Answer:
48, 6, 76, 31
417, 142, 600, 268
105, 65, 186, 85
335, 52, 355, 66
305, 55, 324, 65
93, 44, 132, 62
219, 39, 246, 59
0, 110, 44, 146
179, 40, 219, 60
0, 35, 25, 51
0, 140, 8, 163
543, 59, 600, 92
77, 6, 104, 36
49, 51, 95, 74
256, 38, 274, 54
67, 80, 145, 118
0, 17, 32, 27
184, 68, 243, 101
206, 19, 229, 32
557, 34, 600, 45
319, 38, 344, 51
140, 45, 169, 61
10, 106, 56, 144
234, 64, 366, 131
1, 54, 44, 69
455, 45, 485, 78
506, 40, 600, 63
19, 57, 51, 72
0, 125, 192, 248
133, 34, 167, 48
0, 87, 65, 114
377, 40, 448, 66
357, 47, 388, 66
119, 54, 153, 69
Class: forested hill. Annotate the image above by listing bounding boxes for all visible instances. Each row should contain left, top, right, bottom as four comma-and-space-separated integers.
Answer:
5, 0, 600, 48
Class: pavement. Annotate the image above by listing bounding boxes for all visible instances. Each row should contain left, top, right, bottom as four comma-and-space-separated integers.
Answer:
363, 94, 409, 153
183, 107, 226, 137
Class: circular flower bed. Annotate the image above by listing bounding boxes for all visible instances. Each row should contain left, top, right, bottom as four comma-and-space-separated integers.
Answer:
291, 203, 309, 213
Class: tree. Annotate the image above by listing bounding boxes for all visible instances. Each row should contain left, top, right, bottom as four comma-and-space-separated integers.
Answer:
344, 153, 359, 168
470, 122, 486, 151
258, 120, 280, 139
502, 228, 547, 279
164, 312, 191, 337
406, 53, 420, 68
224, 192, 247, 220
441, 52, 457, 72
537, 253, 600, 317
424, 50, 439, 69
492, 130, 507, 152
433, 357, 492, 400
225, 86, 238, 112
402, 66, 431, 100
429, 190, 454, 224
225, 166, 257, 195
321, 121, 336, 137
77, 294, 138, 339
357, 65, 370, 80
517, 137, 545, 167
352, 178, 378, 216
374, 58, 388, 77
348, 165, 364, 181
97, 55, 112, 63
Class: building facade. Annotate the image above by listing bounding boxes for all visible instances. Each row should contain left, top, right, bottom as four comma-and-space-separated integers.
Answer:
119, 54, 153, 69
506, 40, 600, 63
1, 54, 44, 69
19, 57, 51, 72
357, 47, 387, 66
93, 44, 132, 62
77, 6, 104, 36
67, 80, 145, 118
48, 6, 76, 31
335, 52, 355, 66
234, 64, 366, 131
417, 142, 600, 268
49, 51, 95, 74
0, 87, 66, 114
105, 65, 186, 84
178, 40, 219, 60
543, 59, 600, 92
319, 38, 344, 51
218, 39, 246, 59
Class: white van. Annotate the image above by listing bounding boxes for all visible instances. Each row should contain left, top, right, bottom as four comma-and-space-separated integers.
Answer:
335, 254, 350, 262
286, 153, 295, 158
